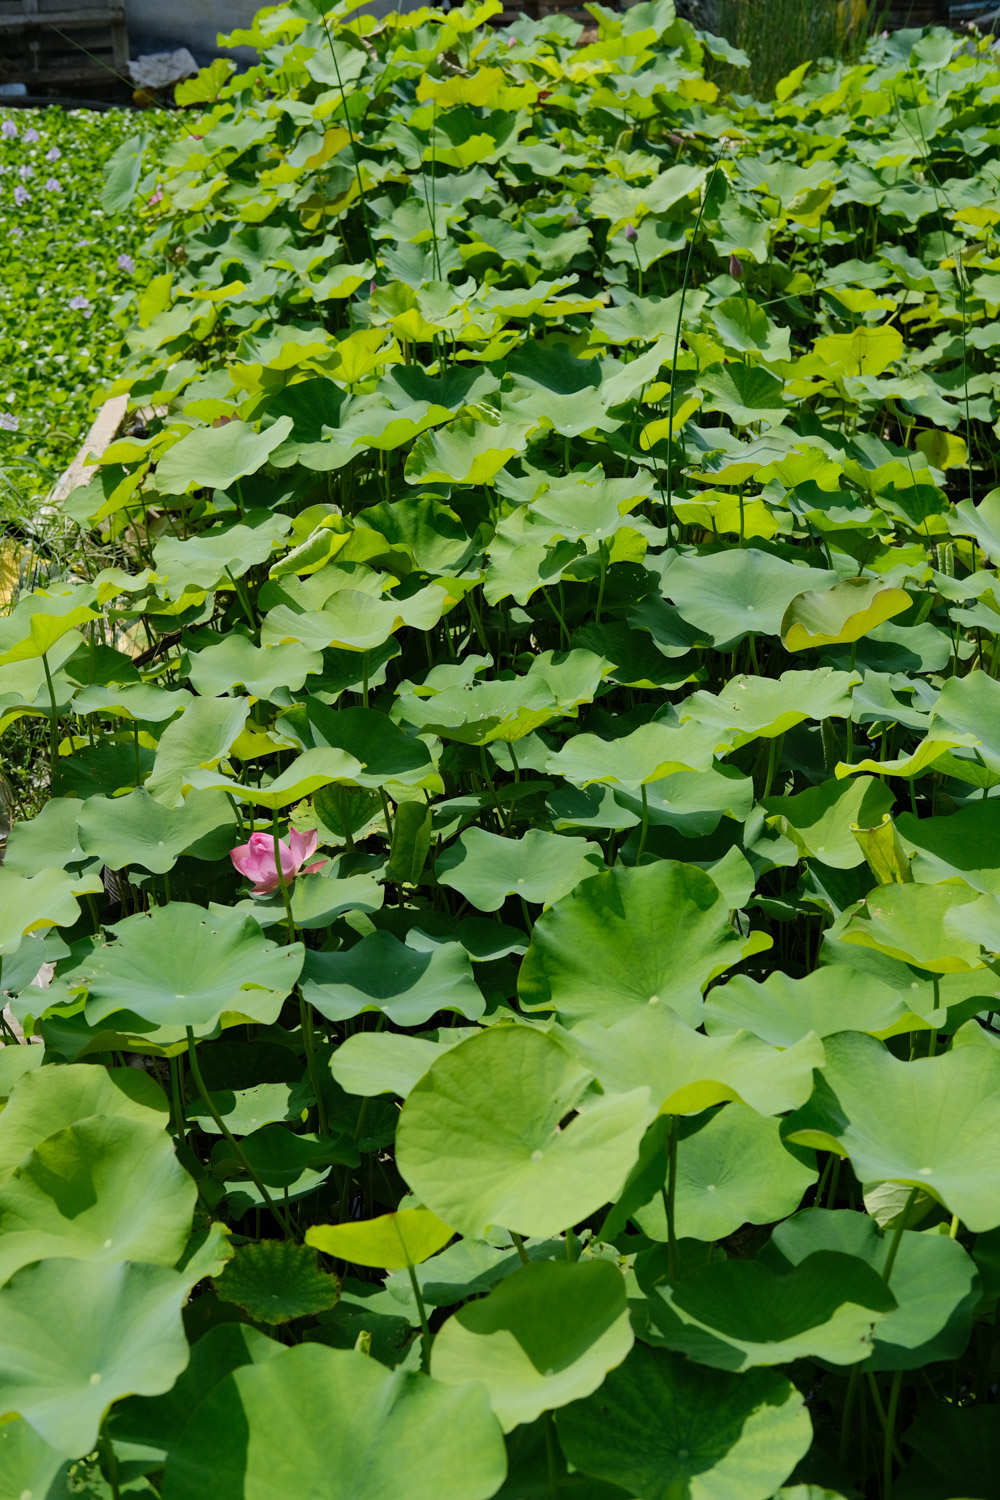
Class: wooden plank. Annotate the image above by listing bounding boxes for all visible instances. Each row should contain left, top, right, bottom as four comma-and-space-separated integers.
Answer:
0, 10, 121, 28
40, 392, 128, 525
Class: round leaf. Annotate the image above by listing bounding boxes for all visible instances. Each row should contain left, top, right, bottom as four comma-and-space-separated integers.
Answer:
214, 1241, 340, 1325
396, 1027, 650, 1240
162, 1344, 507, 1500
301, 931, 484, 1026
519, 862, 754, 1029
77, 787, 237, 874
0, 1258, 193, 1458
635, 1103, 817, 1242
73, 903, 303, 1039
0, 1113, 196, 1285
556, 1343, 812, 1500
436, 827, 604, 912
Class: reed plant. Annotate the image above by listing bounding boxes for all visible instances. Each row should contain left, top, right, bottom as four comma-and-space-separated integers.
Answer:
710, 0, 878, 95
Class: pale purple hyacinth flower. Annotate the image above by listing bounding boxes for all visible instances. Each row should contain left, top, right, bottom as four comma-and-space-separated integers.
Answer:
45, 145, 60, 162
23, 127, 39, 144
1, 120, 16, 141
0, 413, 18, 432
69, 294, 93, 315
13, 185, 28, 206
44, 177, 61, 193
117, 252, 135, 273
18, 164, 32, 180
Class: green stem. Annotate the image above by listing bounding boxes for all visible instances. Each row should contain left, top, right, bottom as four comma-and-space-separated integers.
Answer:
839, 1365, 861, 1468
169, 1052, 186, 1137
636, 784, 650, 863
185, 1026, 293, 1238
271, 814, 296, 944
98, 1429, 121, 1500
300, 994, 329, 1137
40, 650, 60, 772
664, 1117, 679, 1280
544, 1412, 560, 1498
319, 14, 376, 263
405, 1259, 433, 1373
511, 1231, 531, 1266
665, 150, 725, 529
883, 1369, 903, 1500
882, 1187, 919, 1286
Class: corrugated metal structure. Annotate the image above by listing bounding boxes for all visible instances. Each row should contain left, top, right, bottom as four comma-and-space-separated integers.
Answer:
0, 0, 128, 87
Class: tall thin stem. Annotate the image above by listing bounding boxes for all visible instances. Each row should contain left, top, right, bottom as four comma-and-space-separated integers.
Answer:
40, 650, 60, 772
319, 15, 376, 263
664, 1117, 679, 1279
185, 1026, 293, 1238
665, 150, 726, 529
882, 1187, 919, 1286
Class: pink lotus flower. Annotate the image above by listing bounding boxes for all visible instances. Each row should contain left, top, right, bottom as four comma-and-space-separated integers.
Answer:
230, 828, 323, 895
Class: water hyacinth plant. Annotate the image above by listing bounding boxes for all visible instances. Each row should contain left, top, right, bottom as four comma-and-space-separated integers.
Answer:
0, 3, 999, 1497
0, 104, 174, 523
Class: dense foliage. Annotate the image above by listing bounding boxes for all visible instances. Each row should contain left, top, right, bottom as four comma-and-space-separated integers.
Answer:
2, 2, 1000, 1495
0, 105, 171, 526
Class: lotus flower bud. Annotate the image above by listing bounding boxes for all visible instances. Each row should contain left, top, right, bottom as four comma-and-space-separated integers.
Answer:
625, 223, 638, 243
230, 828, 324, 896
729, 253, 743, 280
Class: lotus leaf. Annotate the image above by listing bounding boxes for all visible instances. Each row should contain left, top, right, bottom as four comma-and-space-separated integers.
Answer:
432, 1259, 633, 1430
301, 931, 485, 1026
307, 1207, 454, 1269
784, 1024, 1000, 1230
643, 1250, 895, 1370
768, 1209, 980, 1370
556, 1344, 811, 1500
436, 827, 603, 911
519, 862, 766, 1028
635, 1102, 817, 1242
162, 1344, 507, 1500
396, 1026, 650, 1239
72, 903, 303, 1038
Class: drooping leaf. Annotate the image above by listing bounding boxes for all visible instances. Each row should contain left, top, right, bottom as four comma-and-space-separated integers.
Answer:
781, 576, 911, 652
768, 1208, 981, 1370
432, 1260, 633, 1431
643, 1250, 895, 1370
783, 1023, 1000, 1231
